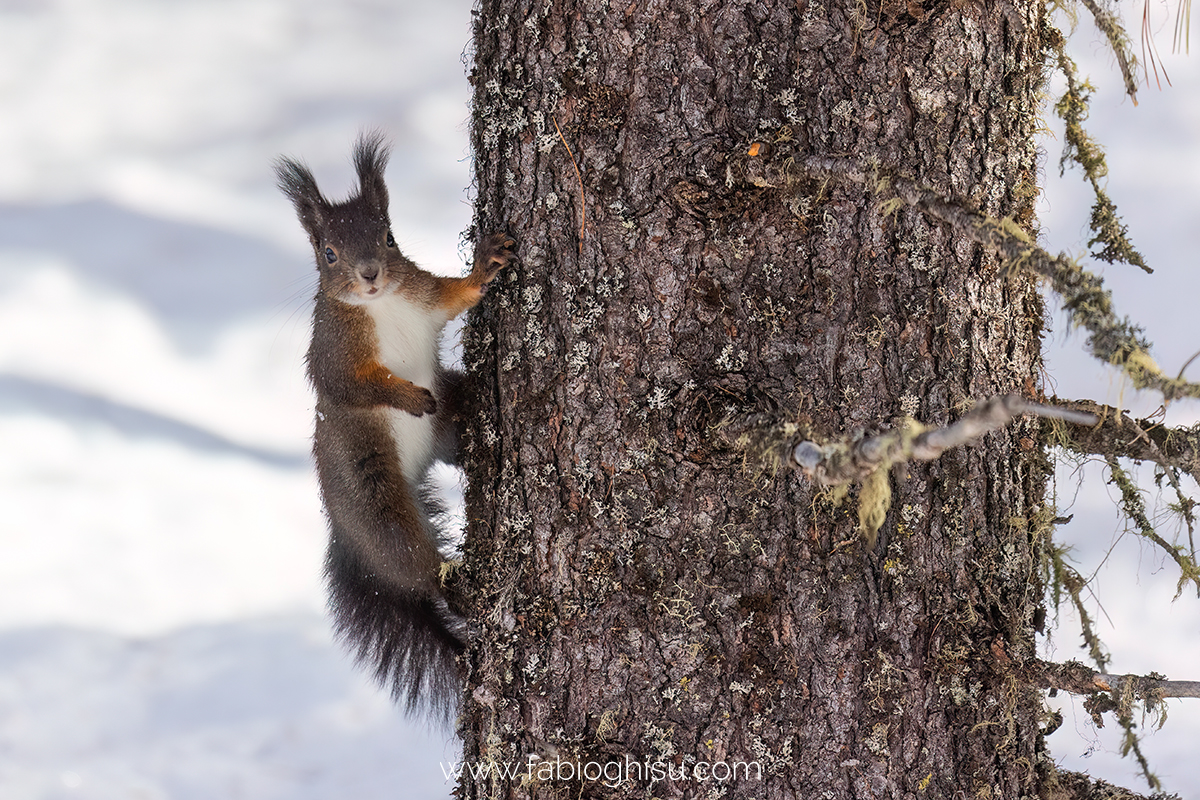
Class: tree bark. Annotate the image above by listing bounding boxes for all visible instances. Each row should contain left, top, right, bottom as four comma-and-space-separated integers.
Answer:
460, 0, 1053, 797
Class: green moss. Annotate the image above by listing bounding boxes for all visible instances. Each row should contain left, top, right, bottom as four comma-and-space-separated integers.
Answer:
1106, 458, 1200, 598
1052, 46, 1150, 273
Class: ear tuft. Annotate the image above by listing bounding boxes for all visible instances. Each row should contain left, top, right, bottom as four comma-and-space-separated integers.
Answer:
353, 130, 391, 211
274, 157, 327, 244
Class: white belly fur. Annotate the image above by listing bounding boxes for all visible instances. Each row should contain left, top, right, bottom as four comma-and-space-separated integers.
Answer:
365, 291, 448, 484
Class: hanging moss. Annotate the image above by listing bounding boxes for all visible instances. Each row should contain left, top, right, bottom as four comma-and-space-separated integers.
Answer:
1106, 457, 1200, 598
1053, 48, 1151, 273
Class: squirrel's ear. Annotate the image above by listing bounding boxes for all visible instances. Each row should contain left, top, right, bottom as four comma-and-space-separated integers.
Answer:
353, 130, 391, 213
274, 157, 327, 245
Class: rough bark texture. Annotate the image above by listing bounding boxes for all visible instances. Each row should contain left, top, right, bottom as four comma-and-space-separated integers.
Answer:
458, 0, 1053, 796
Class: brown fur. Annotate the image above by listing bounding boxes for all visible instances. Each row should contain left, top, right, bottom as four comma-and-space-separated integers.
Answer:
274, 132, 513, 714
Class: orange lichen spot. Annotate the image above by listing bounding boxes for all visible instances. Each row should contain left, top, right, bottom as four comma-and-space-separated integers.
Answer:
748, 142, 762, 157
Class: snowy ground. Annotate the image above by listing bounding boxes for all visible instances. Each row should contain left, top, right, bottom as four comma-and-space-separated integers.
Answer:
0, 1, 1197, 797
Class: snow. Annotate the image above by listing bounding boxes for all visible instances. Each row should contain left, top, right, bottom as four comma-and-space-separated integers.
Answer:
1, 1, 475, 797
0, 0, 1197, 797
0, 618, 461, 800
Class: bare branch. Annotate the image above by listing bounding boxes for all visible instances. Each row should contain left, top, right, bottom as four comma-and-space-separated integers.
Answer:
1031, 659, 1185, 791
787, 395, 1095, 487
1047, 398, 1200, 485
1032, 659, 1200, 699
1051, 769, 1179, 800
728, 396, 1095, 545
1094, 675, 1200, 699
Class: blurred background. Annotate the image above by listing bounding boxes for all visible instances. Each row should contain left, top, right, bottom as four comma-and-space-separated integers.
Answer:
0, 0, 1196, 797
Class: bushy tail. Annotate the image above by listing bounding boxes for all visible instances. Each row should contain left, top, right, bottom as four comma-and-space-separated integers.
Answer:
324, 535, 466, 718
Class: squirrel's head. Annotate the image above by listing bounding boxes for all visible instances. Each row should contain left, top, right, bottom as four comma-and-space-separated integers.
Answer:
275, 131, 415, 304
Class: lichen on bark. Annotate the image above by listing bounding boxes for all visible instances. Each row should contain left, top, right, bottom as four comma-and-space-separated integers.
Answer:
460, 0, 1065, 797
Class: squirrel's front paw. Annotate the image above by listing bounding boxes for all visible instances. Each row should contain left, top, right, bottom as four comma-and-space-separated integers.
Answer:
474, 232, 516, 289
404, 386, 438, 417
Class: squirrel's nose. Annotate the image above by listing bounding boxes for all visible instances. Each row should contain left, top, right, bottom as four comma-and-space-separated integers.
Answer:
359, 265, 379, 282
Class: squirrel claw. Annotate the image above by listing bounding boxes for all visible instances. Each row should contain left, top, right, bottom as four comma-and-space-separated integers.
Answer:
408, 388, 437, 417
475, 232, 516, 285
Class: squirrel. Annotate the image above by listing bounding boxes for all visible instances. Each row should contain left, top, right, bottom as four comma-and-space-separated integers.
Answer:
274, 132, 513, 715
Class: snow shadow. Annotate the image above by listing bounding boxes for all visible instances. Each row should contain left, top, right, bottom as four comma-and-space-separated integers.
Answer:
0, 374, 308, 469
0, 617, 457, 800
0, 201, 307, 350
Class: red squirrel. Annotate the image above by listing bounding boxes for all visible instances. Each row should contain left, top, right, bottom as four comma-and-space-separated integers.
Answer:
274, 132, 512, 714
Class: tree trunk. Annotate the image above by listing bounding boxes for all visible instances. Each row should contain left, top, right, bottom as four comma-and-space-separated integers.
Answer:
459, 0, 1051, 797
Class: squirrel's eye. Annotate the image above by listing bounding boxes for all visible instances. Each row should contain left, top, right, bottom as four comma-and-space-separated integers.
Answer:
325, 247, 337, 264
386, 230, 396, 247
